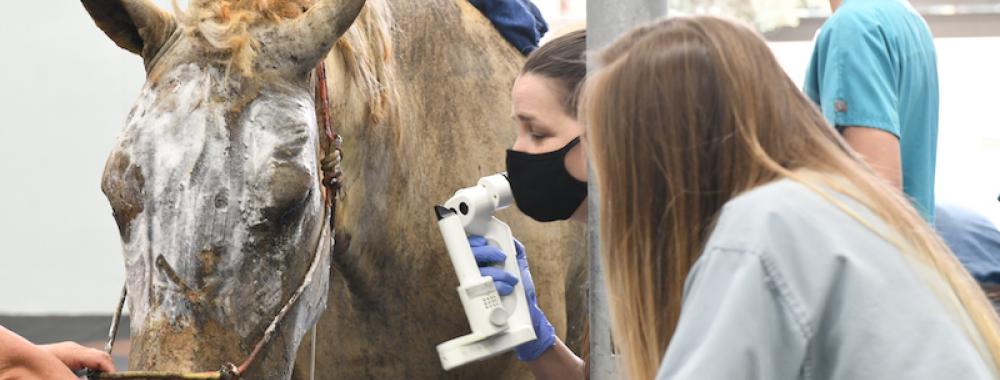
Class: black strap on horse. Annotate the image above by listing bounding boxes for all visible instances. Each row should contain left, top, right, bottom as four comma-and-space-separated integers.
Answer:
88, 63, 341, 380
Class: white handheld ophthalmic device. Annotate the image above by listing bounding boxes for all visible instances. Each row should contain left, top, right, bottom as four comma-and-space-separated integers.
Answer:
434, 173, 536, 370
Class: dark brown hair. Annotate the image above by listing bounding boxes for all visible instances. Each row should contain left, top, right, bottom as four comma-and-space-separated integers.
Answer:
521, 29, 587, 117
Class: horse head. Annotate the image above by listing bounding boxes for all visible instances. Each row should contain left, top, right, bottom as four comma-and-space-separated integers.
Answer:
83, 0, 364, 377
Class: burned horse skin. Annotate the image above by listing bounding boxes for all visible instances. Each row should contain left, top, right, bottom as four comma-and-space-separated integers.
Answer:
85, 0, 586, 379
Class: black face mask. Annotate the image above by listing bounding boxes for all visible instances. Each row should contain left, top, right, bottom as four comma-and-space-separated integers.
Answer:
506, 137, 588, 222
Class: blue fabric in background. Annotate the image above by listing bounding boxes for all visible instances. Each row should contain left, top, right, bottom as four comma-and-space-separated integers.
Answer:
936, 203, 1000, 284
470, 0, 549, 55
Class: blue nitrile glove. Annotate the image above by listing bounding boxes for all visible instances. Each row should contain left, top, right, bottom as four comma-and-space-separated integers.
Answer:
469, 236, 557, 361
468, 0, 549, 55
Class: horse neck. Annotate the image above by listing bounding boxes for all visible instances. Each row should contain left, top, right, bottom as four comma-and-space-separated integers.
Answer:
325, 0, 408, 254
328, 0, 525, 293
328, 0, 406, 182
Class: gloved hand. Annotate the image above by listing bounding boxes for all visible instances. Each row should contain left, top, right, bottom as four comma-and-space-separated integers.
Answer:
469, 236, 556, 361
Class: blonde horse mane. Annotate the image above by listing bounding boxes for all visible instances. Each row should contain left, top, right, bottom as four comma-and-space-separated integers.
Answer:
332, 1, 396, 125
173, 0, 397, 126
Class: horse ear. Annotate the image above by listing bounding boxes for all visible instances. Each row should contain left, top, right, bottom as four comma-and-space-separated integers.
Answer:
270, 0, 367, 74
82, 0, 177, 62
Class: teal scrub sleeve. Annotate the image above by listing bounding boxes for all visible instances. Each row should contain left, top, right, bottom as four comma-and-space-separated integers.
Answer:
810, 19, 901, 137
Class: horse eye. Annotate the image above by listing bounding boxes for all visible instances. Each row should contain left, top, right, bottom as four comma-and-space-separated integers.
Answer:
262, 162, 313, 224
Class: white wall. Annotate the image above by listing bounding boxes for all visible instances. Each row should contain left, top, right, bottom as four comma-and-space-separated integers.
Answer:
0, 1, 152, 315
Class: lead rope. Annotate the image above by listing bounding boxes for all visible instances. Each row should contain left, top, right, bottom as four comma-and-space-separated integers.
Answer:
89, 62, 340, 380
315, 61, 343, 198
105, 286, 127, 355
312, 59, 338, 380
310, 326, 317, 380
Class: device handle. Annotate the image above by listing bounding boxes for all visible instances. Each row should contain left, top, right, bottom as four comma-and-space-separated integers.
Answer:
436, 206, 482, 286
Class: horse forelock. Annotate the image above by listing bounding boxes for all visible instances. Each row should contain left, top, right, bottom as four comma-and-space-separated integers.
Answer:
171, 0, 314, 76
167, 0, 399, 137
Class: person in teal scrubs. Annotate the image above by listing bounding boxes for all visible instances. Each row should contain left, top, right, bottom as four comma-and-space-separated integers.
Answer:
805, 0, 939, 221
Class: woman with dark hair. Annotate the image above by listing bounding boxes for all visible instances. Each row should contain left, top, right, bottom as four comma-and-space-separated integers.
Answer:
466, 29, 590, 378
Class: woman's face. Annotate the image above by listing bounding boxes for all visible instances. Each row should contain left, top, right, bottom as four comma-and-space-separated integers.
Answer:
510, 73, 588, 183
510, 73, 589, 222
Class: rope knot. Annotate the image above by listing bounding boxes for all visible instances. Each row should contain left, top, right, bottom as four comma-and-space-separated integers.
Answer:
220, 363, 240, 380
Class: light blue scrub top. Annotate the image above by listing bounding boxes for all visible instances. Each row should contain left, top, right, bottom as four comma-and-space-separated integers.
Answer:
655, 178, 996, 380
804, 0, 939, 222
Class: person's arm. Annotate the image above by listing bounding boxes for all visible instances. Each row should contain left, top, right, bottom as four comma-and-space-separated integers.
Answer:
0, 326, 116, 379
841, 126, 902, 190
0, 326, 79, 380
525, 338, 584, 380
805, 15, 904, 191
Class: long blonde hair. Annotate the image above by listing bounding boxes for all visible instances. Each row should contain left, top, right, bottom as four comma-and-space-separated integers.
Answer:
582, 16, 1000, 379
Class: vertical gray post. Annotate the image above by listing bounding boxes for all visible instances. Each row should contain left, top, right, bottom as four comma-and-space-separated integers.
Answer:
587, 1, 669, 379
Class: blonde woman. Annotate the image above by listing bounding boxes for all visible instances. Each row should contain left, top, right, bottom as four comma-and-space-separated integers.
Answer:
478, 15, 1000, 380
580, 16, 1000, 379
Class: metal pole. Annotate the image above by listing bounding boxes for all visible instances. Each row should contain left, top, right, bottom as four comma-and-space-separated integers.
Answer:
587, 1, 669, 379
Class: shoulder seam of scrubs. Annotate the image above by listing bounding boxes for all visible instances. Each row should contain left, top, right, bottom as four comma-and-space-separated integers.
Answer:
703, 246, 816, 344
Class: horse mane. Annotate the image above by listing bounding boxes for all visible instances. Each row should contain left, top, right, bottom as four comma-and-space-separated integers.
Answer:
173, 0, 397, 127
333, 0, 397, 126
